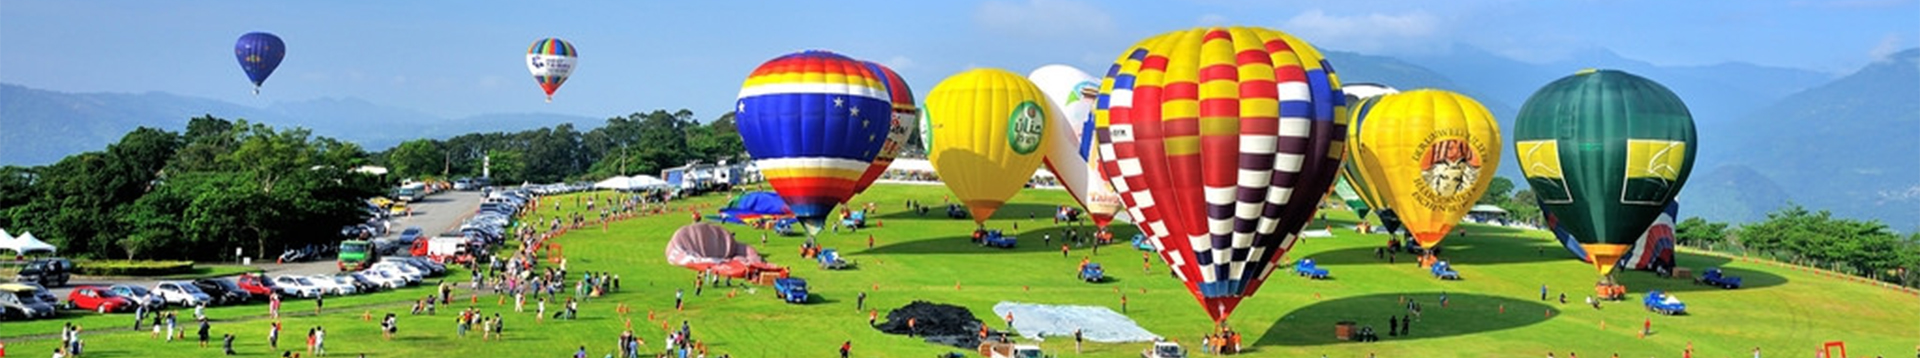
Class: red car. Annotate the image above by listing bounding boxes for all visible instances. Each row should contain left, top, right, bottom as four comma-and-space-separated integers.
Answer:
235, 273, 281, 297
67, 286, 134, 313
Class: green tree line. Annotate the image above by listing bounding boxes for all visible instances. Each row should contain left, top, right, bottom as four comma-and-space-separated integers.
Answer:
0, 116, 384, 260
374, 109, 744, 184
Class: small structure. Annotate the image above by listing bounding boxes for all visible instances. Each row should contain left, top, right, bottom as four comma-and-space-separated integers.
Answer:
0, 230, 57, 256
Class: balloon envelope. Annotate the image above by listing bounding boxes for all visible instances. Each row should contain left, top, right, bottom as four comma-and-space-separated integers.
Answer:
234, 32, 286, 93
848, 61, 918, 196
1093, 27, 1345, 323
1349, 90, 1502, 249
1514, 69, 1696, 275
1030, 64, 1124, 228
527, 38, 578, 102
1338, 85, 1398, 224
925, 68, 1053, 224
735, 50, 894, 234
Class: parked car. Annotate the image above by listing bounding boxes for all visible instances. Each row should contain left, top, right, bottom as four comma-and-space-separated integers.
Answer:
306, 275, 358, 296
152, 281, 213, 306
0, 283, 59, 319
108, 284, 167, 308
342, 273, 383, 292
66, 286, 134, 313
398, 227, 425, 245
18, 282, 61, 306
13, 258, 74, 287
371, 262, 425, 283
234, 273, 281, 297
192, 278, 254, 305
389, 256, 445, 276
361, 268, 410, 288
271, 276, 324, 298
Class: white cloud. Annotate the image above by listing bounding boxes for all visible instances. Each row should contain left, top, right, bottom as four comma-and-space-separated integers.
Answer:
883, 56, 916, 71
1869, 33, 1905, 61
1280, 9, 1445, 54
976, 0, 1115, 39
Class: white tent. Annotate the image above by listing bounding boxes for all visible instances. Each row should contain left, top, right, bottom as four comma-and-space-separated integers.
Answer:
593, 175, 669, 191
1, 230, 57, 256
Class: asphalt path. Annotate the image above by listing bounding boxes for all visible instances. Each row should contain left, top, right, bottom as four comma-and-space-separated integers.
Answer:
43, 190, 485, 300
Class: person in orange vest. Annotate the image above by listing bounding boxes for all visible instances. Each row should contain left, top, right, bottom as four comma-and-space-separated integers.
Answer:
867, 235, 874, 249
907, 317, 917, 337
868, 310, 878, 327
1061, 244, 1070, 258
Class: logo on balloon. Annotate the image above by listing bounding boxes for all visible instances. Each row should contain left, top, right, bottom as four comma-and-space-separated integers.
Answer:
1007, 101, 1046, 155
1413, 131, 1486, 211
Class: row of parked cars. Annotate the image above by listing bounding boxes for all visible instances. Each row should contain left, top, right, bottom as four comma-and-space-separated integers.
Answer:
1, 256, 451, 321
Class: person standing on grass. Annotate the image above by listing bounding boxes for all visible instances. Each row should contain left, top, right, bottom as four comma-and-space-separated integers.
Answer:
133, 304, 146, 330
306, 328, 317, 355
315, 295, 324, 315
856, 292, 866, 312
270, 293, 282, 319
151, 315, 163, 339
538, 297, 548, 323
269, 321, 282, 349
1074, 328, 1083, 354
197, 318, 211, 348
838, 340, 851, 358
868, 309, 878, 327
166, 311, 178, 342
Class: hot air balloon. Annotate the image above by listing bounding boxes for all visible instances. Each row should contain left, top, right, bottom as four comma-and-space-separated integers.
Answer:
1093, 27, 1345, 324
234, 32, 286, 95
1348, 89, 1502, 259
1029, 64, 1124, 229
1514, 69, 1696, 276
1339, 84, 1400, 233
526, 38, 578, 103
736, 50, 894, 235
847, 61, 918, 196
924, 68, 1053, 225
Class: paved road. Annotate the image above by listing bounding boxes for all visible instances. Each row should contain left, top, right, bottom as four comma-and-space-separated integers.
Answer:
44, 190, 485, 300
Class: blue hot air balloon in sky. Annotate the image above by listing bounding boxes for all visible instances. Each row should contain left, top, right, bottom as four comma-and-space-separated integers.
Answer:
234, 32, 286, 95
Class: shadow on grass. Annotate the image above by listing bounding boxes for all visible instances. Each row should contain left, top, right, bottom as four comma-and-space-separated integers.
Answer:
861, 234, 1133, 256
1256, 292, 1558, 347
868, 203, 1073, 223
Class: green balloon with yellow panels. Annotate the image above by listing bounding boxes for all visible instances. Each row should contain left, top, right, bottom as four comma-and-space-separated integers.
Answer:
1513, 69, 1697, 276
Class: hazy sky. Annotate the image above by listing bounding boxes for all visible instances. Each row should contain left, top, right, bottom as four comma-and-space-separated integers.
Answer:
3, 0, 1914, 121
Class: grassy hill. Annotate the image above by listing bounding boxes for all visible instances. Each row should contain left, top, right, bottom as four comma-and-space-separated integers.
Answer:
4, 183, 1914, 357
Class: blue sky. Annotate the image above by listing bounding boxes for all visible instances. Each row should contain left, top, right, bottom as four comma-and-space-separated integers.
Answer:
3, 0, 1914, 121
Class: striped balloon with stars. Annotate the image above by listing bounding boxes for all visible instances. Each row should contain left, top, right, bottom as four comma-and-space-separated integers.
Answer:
1093, 27, 1345, 323
735, 50, 893, 235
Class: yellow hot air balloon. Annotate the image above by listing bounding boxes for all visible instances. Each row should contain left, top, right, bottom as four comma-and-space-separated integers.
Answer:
925, 68, 1054, 224
1349, 89, 1502, 254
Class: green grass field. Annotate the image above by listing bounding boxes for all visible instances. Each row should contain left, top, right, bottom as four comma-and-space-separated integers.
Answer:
4, 183, 1915, 357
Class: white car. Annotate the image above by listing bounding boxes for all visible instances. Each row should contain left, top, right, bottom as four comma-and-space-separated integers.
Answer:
359, 270, 408, 289
153, 281, 212, 306
371, 263, 423, 284
270, 276, 323, 298
306, 275, 357, 296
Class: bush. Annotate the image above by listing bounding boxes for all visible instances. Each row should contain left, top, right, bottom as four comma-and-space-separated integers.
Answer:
75, 260, 195, 276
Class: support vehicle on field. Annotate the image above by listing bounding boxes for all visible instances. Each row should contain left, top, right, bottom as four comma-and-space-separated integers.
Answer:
773, 278, 809, 304
1140, 341, 1188, 358
1293, 258, 1330, 279
978, 341, 1045, 358
1695, 268, 1743, 289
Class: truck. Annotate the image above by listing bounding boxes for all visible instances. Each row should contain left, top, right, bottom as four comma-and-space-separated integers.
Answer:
410, 236, 471, 264
840, 210, 867, 229
947, 204, 970, 219
337, 240, 378, 271
817, 249, 851, 270
1140, 341, 1188, 358
12, 258, 73, 287
1644, 289, 1686, 315
1695, 268, 1742, 289
978, 341, 1044, 358
1293, 258, 1330, 279
773, 278, 809, 304
1595, 281, 1628, 301
1080, 263, 1106, 283
1430, 260, 1461, 280
980, 230, 1017, 249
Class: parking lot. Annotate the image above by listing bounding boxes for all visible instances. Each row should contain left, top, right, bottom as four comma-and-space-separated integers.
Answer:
36, 190, 484, 301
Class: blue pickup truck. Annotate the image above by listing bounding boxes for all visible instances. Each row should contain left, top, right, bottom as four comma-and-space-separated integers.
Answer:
1644, 289, 1686, 315
1293, 258, 1330, 279
773, 278, 809, 304
1430, 260, 1461, 280
1696, 268, 1742, 289
1080, 263, 1106, 283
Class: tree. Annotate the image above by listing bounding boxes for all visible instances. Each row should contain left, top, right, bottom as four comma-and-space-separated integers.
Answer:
387, 139, 444, 179
1478, 176, 1515, 205
1673, 217, 1728, 248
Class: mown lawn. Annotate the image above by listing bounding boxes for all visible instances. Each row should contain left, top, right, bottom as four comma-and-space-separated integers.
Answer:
4, 183, 1914, 357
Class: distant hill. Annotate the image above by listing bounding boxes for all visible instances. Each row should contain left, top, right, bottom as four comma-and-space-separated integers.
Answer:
1680, 165, 1792, 224
0, 84, 600, 165
1696, 48, 1920, 229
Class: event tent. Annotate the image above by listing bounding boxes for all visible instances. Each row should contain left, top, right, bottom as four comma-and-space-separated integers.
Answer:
592, 175, 669, 191
0, 230, 58, 256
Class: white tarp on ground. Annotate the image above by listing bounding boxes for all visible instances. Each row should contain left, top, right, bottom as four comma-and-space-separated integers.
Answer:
1, 230, 57, 255
992, 302, 1160, 343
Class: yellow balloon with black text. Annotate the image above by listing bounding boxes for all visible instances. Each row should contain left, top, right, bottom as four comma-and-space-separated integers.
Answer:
1349, 89, 1502, 249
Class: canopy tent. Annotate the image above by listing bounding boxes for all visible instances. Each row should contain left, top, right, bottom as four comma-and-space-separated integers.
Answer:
1, 230, 57, 256
1467, 204, 1508, 214
717, 191, 794, 224
592, 175, 669, 191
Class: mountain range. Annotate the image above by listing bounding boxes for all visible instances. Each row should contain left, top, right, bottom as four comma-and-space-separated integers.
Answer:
3, 45, 1914, 229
